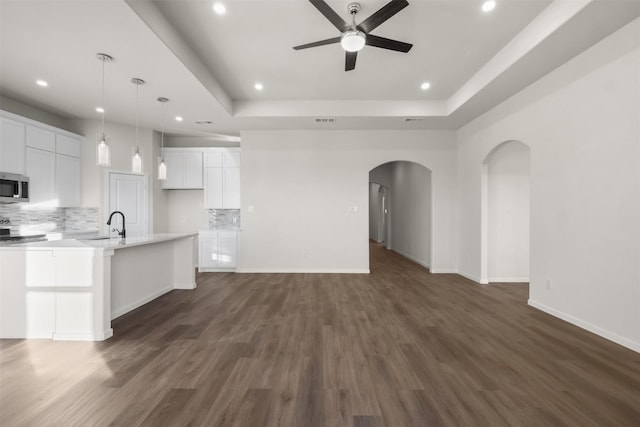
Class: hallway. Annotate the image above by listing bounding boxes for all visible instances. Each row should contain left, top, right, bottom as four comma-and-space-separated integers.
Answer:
2, 243, 639, 426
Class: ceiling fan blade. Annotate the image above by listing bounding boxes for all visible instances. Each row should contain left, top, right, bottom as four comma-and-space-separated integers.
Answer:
309, 0, 349, 32
365, 34, 412, 53
293, 37, 341, 50
358, 0, 409, 34
345, 51, 357, 71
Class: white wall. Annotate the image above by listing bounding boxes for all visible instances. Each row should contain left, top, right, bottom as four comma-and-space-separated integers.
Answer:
457, 17, 640, 351
390, 162, 432, 269
166, 190, 208, 233
487, 142, 530, 282
239, 130, 456, 273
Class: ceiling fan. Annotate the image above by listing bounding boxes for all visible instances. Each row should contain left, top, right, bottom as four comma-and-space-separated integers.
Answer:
293, 0, 413, 71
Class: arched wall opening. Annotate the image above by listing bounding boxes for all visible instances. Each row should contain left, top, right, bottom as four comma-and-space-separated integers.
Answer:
369, 161, 432, 269
480, 140, 531, 284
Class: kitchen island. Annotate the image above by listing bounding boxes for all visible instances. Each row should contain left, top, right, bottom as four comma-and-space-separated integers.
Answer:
0, 233, 196, 341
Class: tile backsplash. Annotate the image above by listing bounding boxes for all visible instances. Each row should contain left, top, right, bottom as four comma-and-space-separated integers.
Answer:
0, 205, 99, 233
208, 209, 240, 228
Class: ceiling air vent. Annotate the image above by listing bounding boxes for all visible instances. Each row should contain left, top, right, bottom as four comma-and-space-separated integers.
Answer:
314, 117, 336, 124
403, 117, 425, 122
195, 120, 213, 125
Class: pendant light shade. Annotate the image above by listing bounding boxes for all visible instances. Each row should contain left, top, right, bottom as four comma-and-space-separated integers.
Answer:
157, 97, 169, 181
131, 78, 145, 174
132, 147, 143, 174
96, 53, 113, 166
158, 159, 167, 181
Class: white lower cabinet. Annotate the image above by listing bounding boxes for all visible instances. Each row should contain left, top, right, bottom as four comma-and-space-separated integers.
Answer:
198, 229, 239, 272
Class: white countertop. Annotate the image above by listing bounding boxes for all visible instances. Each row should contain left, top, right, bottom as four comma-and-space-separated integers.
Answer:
0, 233, 197, 251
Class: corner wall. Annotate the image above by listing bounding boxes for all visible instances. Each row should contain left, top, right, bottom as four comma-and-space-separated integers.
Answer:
457, 17, 640, 351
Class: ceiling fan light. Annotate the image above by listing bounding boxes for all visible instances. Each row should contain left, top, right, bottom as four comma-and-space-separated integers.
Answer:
341, 30, 366, 52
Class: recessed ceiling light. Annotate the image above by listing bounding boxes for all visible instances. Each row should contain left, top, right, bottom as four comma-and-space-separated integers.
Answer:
212, 2, 226, 15
482, 1, 496, 12
96, 107, 105, 113
175, 116, 183, 122
36, 80, 48, 87
254, 82, 264, 91
420, 82, 431, 90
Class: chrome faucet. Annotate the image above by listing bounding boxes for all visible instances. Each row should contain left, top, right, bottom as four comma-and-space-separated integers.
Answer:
106, 210, 126, 238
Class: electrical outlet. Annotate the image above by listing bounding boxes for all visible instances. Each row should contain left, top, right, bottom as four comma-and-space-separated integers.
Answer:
546, 279, 553, 290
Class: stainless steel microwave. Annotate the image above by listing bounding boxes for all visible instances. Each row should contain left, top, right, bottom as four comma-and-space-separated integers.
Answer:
0, 172, 29, 203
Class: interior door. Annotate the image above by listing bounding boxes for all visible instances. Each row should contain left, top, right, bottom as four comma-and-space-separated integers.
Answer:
108, 172, 148, 237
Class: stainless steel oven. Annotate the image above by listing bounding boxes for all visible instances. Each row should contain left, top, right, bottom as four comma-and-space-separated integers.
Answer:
0, 172, 29, 203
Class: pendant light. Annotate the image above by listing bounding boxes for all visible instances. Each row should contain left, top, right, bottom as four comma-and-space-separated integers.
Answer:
157, 97, 169, 181
96, 53, 113, 166
131, 78, 145, 174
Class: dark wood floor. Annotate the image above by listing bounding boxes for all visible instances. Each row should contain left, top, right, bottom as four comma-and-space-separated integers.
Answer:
1, 242, 639, 426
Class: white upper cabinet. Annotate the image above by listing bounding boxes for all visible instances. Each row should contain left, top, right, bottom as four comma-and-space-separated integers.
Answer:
184, 152, 204, 188
161, 149, 203, 189
204, 148, 240, 209
0, 116, 26, 174
2, 110, 82, 207
26, 146, 56, 204
25, 131, 82, 207
26, 125, 55, 151
56, 153, 80, 207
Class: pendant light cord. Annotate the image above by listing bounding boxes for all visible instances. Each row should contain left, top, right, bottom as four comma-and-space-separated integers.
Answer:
161, 101, 165, 159
101, 58, 105, 135
135, 82, 139, 149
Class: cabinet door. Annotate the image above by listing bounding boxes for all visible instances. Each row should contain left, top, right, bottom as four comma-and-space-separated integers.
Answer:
183, 152, 203, 188
26, 125, 55, 151
204, 167, 223, 209
26, 147, 55, 205
223, 167, 241, 209
161, 151, 184, 189
55, 134, 81, 157
199, 232, 219, 268
217, 231, 238, 268
223, 150, 241, 168
204, 151, 223, 168
56, 154, 80, 207
0, 117, 26, 174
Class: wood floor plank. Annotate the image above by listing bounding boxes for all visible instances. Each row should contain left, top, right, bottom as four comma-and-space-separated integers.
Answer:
1, 242, 639, 426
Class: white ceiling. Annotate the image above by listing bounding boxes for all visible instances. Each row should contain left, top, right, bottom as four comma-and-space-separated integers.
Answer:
1, 0, 639, 138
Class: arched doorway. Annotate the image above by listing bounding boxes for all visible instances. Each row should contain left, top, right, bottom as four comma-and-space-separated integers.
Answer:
480, 141, 530, 284
369, 161, 432, 269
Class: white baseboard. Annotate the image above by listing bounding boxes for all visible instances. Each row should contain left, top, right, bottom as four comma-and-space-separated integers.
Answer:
198, 268, 235, 273
235, 268, 370, 274
429, 268, 458, 274
53, 329, 113, 342
458, 270, 485, 284
111, 287, 173, 320
528, 299, 640, 353
489, 277, 530, 283
390, 249, 430, 270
